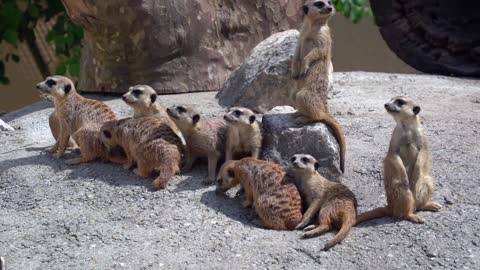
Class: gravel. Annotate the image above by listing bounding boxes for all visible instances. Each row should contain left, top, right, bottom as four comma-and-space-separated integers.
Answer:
1, 72, 479, 269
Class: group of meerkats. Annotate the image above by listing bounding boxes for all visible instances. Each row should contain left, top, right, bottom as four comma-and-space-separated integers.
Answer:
34, 0, 441, 251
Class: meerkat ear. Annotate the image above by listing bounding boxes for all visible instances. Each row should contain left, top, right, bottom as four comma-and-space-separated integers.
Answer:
249, 115, 256, 124
192, 114, 200, 124
227, 168, 235, 178
314, 162, 320, 171
64, 84, 72, 94
150, 94, 157, 104
413, 106, 421, 115
303, 5, 309, 15
103, 130, 112, 139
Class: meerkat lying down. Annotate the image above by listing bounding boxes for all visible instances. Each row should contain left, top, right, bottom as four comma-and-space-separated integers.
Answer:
356, 97, 442, 225
167, 105, 228, 184
100, 117, 183, 190
216, 158, 303, 230
36, 75, 126, 165
121, 85, 186, 146
288, 154, 357, 251
223, 107, 262, 161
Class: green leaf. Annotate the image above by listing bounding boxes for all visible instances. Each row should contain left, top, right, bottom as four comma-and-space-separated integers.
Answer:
56, 62, 67, 75
3, 29, 18, 46
68, 61, 80, 76
356, 0, 366, 5
28, 4, 41, 18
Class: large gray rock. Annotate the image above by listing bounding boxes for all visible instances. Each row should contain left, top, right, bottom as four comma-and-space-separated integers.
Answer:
217, 30, 299, 112
260, 106, 341, 181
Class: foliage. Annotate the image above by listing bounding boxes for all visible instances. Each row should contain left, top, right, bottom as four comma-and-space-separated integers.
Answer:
0, 0, 83, 84
334, 0, 372, 23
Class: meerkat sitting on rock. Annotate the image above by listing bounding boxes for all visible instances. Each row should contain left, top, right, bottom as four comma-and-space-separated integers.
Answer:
122, 85, 186, 145
100, 117, 183, 190
36, 76, 126, 165
216, 158, 303, 230
290, 0, 346, 173
356, 97, 442, 225
288, 154, 357, 250
167, 105, 228, 184
224, 107, 262, 161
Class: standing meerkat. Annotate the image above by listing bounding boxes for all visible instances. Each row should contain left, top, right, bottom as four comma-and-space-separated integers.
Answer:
291, 0, 346, 173
166, 105, 228, 184
216, 158, 303, 230
288, 154, 357, 250
224, 107, 262, 161
121, 85, 186, 145
36, 76, 126, 165
356, 97, 442, 225
100, 117, 182, 190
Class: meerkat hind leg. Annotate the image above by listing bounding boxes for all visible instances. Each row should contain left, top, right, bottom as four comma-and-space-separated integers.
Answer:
303, 224, 319, 231
65, 156, 94, 165
302, 223, 330, 239
420, 201, 442, 212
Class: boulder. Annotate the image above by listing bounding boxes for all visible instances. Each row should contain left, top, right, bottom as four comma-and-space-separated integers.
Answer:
61, 0, 305, 94
216, 30, 333, 113
260, 106, 341, 181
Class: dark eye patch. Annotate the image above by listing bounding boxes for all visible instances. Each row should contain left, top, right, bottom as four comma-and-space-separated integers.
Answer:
290, 157, 296, 163
301, 157, 309, 164
328, 1, 332, 5
234, 110, 242, 116
131, 89, 142, 97
177, 106, 187, 113
314, 1, 325, 8
395, 99, 406, 106
46, 79, 56, 87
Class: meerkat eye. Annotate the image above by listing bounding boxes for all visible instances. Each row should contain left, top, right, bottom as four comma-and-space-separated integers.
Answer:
328, 1, 332, 5
177, 106, 187, 113
131, 89, 142, 97
395, 99, 406, 106
234, 110, 242, 117
314, 1, 325, 8
301, 157, 309, 164
46, 79, 56, 87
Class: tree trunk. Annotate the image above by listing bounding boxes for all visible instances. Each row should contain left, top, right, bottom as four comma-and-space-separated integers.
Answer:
370, 0, 480, 78
61, 0, 304, 94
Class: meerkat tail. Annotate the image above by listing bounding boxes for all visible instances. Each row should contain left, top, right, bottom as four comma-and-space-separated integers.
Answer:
323, 213, 355, 251
355, 207, 388, 225
321, 115, 346, 173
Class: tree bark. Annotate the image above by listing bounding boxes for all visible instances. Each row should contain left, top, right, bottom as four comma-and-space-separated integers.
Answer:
61, 0, 304, 93
370, 0, 480, 78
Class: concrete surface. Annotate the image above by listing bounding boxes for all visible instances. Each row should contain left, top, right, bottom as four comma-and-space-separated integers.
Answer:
1, 72, 479, 269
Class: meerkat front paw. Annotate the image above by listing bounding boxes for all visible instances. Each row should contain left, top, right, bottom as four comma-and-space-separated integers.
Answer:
295, 221, 309, 230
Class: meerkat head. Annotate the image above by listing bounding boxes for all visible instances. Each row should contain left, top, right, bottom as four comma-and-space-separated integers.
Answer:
122, 85, 157, 110
384, 96, 421, 121
223, 107, 257, 126
303, 0, 335, 21
100, 120, 122, 149
166, 105, 200, 130
36, 75, 75, 99
216, 160, 240, 193
289, 154, 320, 176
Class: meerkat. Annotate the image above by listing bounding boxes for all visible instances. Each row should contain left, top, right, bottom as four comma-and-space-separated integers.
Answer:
356, 97, 442, 225
100, 117, 182, 189
224, 107, 262, 161
216, 158, 303, 230
288, 154, 357, 250
36, 76, 126, 165
48, 111, 78, 150
122, 85, 186, 145
290, 0, 346, 173
166, 105, 228, 184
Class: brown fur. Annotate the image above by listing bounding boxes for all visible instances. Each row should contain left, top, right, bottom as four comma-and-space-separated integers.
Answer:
49, 112, 78, 150
224, 107, 262, 161
291, 0, 346, 173
122, 85, 186, 145
100, 117, 182, 190
216, 158, 303, 230
289, 154, 357, 250
36, 75, 126, 165
356, 97, 442, 225
167, 105, 228, 184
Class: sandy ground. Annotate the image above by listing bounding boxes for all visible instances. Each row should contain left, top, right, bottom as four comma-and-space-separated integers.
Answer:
0, 72, 479, 270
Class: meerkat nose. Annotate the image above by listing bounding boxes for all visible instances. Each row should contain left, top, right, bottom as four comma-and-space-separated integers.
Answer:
36, 83, 41, 89
223, 115, 228, 120
384, 103, 389, 109
166, 108, 171, 113
326, 7, 333, 12
122, 95, 127, 101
